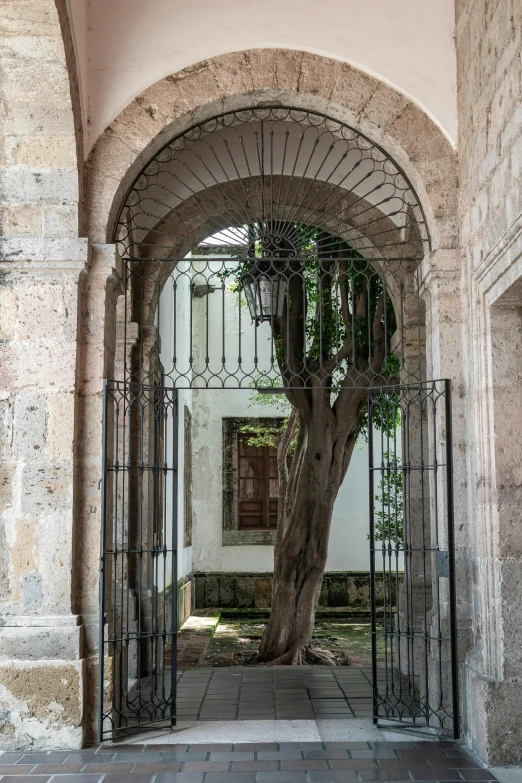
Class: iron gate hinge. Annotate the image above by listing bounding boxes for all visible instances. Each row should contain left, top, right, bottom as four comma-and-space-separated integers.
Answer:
436, 550, 450, 578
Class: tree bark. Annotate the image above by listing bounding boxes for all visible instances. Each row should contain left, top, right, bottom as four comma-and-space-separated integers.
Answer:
258, 389, 363, 664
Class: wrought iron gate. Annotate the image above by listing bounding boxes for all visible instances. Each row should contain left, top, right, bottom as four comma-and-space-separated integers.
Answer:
368, 380, 459, 738
98, 381, 178, 740
96, 105, 460, 740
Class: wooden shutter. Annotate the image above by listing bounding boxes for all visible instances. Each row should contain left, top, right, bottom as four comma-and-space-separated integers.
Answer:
238, 433, 278, 529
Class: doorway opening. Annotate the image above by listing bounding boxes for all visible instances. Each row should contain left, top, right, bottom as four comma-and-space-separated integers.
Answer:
98, 107, 458, 742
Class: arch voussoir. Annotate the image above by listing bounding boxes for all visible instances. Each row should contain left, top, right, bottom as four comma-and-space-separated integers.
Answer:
86, 49, 457, 256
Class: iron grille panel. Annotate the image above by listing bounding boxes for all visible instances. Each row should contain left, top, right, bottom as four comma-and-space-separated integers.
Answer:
98, 381, 178, 740
368, 379, 459, 739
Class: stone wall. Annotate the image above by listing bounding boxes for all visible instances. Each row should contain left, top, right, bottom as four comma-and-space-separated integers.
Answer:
456, 0, 522, 764
193, 572, 394, 610
0, 0, 87, 749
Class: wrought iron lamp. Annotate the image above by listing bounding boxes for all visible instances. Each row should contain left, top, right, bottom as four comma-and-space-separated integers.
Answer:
241, 267, 287, 325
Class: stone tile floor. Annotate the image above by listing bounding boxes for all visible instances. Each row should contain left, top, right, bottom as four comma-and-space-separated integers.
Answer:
0, 741, 498, 782
175, 667, 378, 721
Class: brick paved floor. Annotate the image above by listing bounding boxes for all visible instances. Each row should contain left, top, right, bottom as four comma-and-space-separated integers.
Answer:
176, 667, 379, 721
0, 740, 497, 782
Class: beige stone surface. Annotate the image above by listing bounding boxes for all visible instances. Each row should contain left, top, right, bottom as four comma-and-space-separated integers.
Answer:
0, 659, 83, 749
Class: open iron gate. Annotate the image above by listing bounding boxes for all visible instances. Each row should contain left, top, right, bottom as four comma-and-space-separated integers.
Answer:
98, 380, 178, 740
368, 379, 459, 738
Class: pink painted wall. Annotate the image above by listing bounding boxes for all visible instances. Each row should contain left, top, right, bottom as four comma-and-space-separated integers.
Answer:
67, 0, 457, 154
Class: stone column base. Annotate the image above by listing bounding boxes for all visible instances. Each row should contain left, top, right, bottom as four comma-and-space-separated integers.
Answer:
464, 661, 522, 764
0, 658, 86, 750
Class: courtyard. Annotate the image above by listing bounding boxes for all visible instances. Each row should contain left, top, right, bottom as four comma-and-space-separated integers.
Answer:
1, 0, 522, 774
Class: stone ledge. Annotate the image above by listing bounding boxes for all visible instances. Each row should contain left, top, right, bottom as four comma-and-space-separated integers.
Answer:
0, 623, 83, 661
0, 237, 88, 263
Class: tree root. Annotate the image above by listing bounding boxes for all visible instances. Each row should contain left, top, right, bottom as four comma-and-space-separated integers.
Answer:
262, 645, 339, 666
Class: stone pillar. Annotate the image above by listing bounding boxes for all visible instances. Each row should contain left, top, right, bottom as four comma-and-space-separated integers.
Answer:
73, 243, 122, 744
420, 249, 472, 732
0, 238, 88, 749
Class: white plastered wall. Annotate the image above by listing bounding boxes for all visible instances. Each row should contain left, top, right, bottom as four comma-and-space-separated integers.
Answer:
67, 0, 457, 153
158, 254, 376, 574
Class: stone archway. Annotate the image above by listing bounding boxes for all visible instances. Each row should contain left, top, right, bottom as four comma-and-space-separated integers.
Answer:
77, 49, 463, 744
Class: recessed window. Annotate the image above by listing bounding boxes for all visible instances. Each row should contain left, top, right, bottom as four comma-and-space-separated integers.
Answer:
237, 433, 278, 530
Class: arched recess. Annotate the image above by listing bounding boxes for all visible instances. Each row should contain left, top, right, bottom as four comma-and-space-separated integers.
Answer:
78, 50, 463, 744
85, 49, 457, 255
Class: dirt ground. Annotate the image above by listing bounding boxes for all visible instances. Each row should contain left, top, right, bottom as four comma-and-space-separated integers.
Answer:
177, 610, 377, 668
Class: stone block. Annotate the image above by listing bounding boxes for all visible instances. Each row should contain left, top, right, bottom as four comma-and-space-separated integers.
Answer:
254, 577, 272, 608
347, 575, 371, 608
194, 576, 205, 609
12, 392, 47, 460
0, 659, 84, 750
0, 623, 82, 661
318, 578, 328, 608
235, 577, 255, 608
5, 135, 77, 169
204, 576, 219, 607
218, 575, 235, 607
21, 572, 42, 611
0, 168, 78, 206
11, 517, 37, 603
45, 392, 75, 459
21, 465, 72, 515
43, 204, 78, 237
0, 340, 77, 393
328, 577, 348, 607
0, 285, 17, 341
1, 102, 75, 138
0, 462, 15, 511
0, 205, 42, 237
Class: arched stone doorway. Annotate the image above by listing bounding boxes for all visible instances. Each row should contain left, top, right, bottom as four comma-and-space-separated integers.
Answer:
84, 95, 460, 742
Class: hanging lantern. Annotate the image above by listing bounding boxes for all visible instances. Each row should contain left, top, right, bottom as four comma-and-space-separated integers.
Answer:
241, 270, 287, 325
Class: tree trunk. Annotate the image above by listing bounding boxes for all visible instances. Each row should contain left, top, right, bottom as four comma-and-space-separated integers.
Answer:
258, 394, 361, 664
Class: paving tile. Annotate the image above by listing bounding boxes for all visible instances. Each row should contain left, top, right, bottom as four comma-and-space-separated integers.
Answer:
330, 759, 380, 770
258, 752, 304, 760
233, 744, 279, 752
209, 752, 254, 761
278, 744, 324, 751
18, 756, 69, 764
132, 763, 182, 772
0, 756, 24, 764
0, 766, 34, 775
281, 760, 329, 770
324, 743, 371, 749
359, 769, 411, 780
303, 751, 350, 760
102, 776, 153, 783
29, 765, 82, 774
308, 773, 358, 782
1, 778, 51, 783
231, 761, 280, 771
203, 774, 255, 783
154, 775, 204, 783
83, 764, 133, 773
61, 754, 103, 764
181, 761, 230, 772
350, 750, 399, 759
147, 745, 189, 751
408, 770, 461, 780
188, 745, 233, 752
377, 758, 428, 769
49, 777, 102, 782
160, 753, 208, 762
458, 772, 497, 781
256, 773, 307, 783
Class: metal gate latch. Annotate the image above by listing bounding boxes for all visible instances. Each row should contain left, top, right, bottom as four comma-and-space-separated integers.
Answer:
436, 550, 449, 578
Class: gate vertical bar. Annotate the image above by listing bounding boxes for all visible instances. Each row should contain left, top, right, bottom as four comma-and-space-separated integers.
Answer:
368, 391, 378, 725
98, 380, 109, 743
445, 379, 460, 739
170, 390, 179, 727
